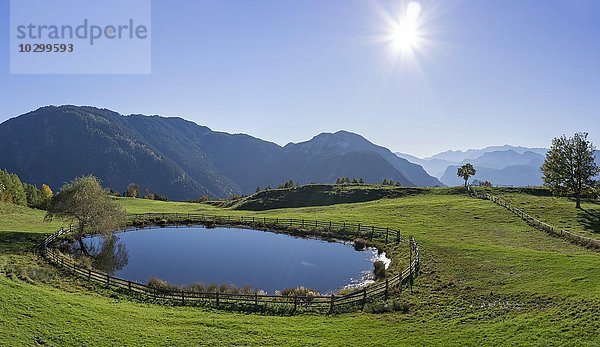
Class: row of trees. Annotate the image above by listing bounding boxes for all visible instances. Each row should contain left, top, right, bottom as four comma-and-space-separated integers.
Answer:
381, 179, 402, 186
335, 177, 365, 184
0, 169, 53, 209
122, 183, 167, 201
255, 177, 404, 191
255, 180, 300, 193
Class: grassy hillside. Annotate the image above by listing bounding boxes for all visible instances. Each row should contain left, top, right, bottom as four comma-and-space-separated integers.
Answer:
476, 187, 600, 240
213, 184, 428, 210
1, 191, 599, 345
0, 202, 63, 234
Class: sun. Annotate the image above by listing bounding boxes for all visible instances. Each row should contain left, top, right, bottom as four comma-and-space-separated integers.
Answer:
391, 21, 420, 51
389, 1, 423, 53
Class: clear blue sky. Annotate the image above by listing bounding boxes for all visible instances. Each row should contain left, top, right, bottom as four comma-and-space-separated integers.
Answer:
1, 0, 599, 157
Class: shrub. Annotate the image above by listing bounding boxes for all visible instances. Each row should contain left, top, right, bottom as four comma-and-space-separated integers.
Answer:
148, 277, 178, 292
280, 286, 320, 297
195, 195, 210, 203
125, 183, 140, 198
6, 262, 57, 284
186, 282, 206, 292
354, 238, 368, 251
373, 260, 386, 280
365, 299, 410, 314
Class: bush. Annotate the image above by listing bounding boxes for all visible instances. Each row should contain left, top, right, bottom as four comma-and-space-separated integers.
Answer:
194, 195, 210, 203
280, 286, 320, 297
125, 183, 140, 198
6, 262, 56, 284
373, 260, 386, 280
148, 277, 178, 292
365, 299, 410, 314
354, 238, 368, 251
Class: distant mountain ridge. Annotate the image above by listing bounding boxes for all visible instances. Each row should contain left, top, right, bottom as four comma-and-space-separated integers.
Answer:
423, 145, 548, 163
397, 146, 550, 187
398, 145, 599, 187
0, 105, 442, 200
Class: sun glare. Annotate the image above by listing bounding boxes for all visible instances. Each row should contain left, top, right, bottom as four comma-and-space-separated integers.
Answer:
391, 22, 420, 51
389, 1, 422, 53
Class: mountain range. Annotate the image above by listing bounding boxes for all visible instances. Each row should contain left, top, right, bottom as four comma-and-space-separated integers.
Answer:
396, 146, 550, 187
0, 106, 442, 200
396, 145, 600, 187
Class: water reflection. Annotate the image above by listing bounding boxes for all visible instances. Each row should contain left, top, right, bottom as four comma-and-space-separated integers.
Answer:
70, 235, 129, 275
73, 226, 382, 294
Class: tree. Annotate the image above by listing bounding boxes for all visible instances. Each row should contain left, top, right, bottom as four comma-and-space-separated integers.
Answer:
0, 169, 26, 205
541, 132, 599, 208
40, 184, 53, 209
45, 176, 126, 240
278, 180, 298, 189
457, 163, 476, 188
24, 183, 42, 208
41, 184, 53, 200
125, 183, 140, 198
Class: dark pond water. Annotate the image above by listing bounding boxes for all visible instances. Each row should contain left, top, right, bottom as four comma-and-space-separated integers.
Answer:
78, 226, 384, 294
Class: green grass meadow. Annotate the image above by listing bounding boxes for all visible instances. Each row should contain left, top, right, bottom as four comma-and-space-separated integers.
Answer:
1, 190, 599, 346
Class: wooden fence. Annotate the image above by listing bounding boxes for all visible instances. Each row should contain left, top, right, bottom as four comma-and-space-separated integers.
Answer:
41, 216, 420, 313
468, 187, 600, 250
129, 213, 404, 244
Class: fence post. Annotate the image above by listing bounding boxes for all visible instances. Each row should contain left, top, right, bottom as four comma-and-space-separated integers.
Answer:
255, 292, 258, 310
409, 239, 414, 294
216, 291, 220, 307
369, 226, 373, 241
128, 281, 132, 293
329, 293, 335, 313
181, 290, 185, 305
399, 273, 403, 295
88, 268, 91, 280
384, 278, 389, 301
385, 228, 389, 244
396, 230, 400, 243
293, 295, 298, 313
329, 221, 332, 231
361, 288, 367, 311
106, 274, 110, 287
302, 219, 305, 228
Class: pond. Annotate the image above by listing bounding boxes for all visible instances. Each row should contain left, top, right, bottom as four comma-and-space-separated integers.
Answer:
76, 226, 388, 294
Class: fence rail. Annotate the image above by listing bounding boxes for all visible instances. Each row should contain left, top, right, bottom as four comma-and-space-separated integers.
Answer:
468, 187, 600, 250
129, 213, 403, 245
41, 216, 420, 313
